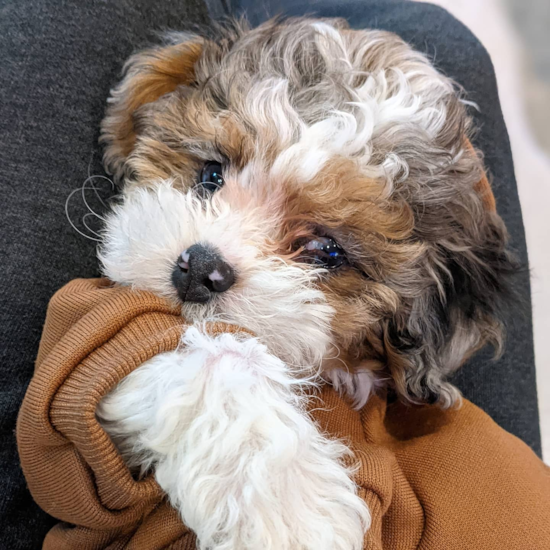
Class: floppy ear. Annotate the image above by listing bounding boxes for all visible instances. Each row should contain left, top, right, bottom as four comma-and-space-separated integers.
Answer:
100, 36, 203, 181
384, 139, 518, 407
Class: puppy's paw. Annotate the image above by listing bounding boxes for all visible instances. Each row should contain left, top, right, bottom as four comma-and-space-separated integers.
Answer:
98, 327, 369, 549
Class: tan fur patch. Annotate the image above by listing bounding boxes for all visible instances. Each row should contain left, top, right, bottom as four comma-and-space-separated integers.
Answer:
100, 40, 203, 179
466, 139, 496, 212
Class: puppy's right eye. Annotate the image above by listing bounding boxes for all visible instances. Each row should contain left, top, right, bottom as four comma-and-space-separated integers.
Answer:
297, 237, 349, 270
197, 161, 224, 194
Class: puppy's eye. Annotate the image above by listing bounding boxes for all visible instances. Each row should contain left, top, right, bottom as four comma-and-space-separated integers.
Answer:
297, 237, 348, 269
198, 161, 224, 194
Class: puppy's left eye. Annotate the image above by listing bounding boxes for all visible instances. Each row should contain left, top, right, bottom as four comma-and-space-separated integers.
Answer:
198, 161, 224, 194
297, 237, 348, 269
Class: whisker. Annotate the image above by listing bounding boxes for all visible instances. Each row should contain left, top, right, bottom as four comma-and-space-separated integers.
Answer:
81, 177, 108, 222
82, 213, 103, 238
85, 174, 115, 208
66, 169, 116, 241
65, 187, 102, 242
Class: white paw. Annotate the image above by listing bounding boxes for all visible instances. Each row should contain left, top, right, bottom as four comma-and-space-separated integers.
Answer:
98, 327, 369, 549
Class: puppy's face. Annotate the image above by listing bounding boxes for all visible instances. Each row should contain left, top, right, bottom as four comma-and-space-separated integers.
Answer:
100, 19, 514, 406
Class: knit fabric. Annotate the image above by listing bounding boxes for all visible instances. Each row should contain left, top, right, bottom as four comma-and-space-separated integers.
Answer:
17, 279, 550, 549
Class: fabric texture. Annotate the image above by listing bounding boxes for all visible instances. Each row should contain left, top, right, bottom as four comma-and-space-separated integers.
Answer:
16, 278, 238, 549
17, 278, 550, 550
0, 1, 541, 548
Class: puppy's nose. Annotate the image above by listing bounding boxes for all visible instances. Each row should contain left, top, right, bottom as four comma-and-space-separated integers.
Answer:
172, 244, 235, 303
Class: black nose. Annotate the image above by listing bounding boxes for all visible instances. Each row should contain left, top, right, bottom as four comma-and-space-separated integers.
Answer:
172, 244, 235, 303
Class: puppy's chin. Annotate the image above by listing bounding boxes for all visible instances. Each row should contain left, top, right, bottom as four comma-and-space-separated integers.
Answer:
180, 299, 218, 324
178, 268, 336, 371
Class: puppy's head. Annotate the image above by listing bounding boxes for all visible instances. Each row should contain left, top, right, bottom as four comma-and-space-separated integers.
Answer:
99, 18, 516, 407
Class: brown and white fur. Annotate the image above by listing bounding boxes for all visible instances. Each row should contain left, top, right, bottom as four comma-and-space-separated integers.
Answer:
95, 18, 515, 550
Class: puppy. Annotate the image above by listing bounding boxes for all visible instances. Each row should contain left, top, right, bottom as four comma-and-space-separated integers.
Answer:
96, 18, 515, 550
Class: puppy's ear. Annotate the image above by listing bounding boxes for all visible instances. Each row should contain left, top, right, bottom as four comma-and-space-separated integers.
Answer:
385, 140, 518, 407
100, 36, 202, 181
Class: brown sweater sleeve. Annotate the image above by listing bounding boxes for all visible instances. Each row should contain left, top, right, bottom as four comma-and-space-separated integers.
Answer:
311, 388, 550, 550
17, 279, 234, 549
17, 279, 550, 549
